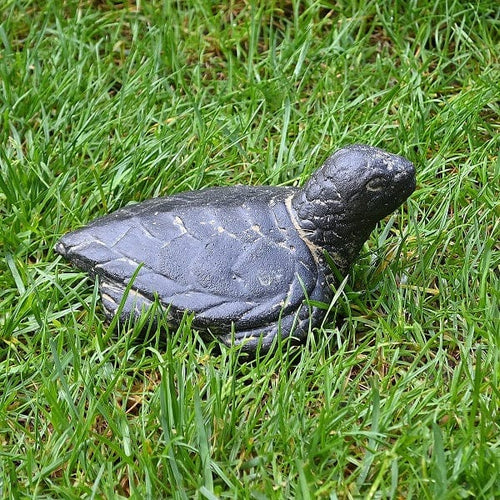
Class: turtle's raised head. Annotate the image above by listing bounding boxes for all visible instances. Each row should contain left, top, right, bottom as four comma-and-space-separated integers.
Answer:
323, 144, 415, 219
291, 144, 416, 272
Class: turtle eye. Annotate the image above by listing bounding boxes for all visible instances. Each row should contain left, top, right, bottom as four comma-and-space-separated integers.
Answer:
366, 177, 386, 192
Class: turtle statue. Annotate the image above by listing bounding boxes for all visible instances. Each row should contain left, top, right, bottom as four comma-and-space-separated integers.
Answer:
55, 144, 416, 353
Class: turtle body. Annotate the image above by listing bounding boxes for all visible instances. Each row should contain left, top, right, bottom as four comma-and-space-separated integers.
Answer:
55, 144, 416, 352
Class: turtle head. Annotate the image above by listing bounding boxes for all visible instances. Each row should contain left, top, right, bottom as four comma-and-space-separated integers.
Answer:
317, 144, 416, 220
291, 144, 416, 272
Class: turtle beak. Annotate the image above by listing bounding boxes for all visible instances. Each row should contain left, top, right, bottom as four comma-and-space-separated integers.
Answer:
395, 159, 416, 199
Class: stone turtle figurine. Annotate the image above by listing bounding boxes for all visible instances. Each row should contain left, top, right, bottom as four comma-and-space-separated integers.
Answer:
55, 144, 415, 353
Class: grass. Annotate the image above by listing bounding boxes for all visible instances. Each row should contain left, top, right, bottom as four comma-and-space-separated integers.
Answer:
0, 0, 498, 497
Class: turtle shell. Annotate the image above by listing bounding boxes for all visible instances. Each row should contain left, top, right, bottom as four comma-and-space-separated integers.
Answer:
55, 185, 329, 350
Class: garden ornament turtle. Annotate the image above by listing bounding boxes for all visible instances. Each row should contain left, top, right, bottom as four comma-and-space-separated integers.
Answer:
55, 144, 416, 353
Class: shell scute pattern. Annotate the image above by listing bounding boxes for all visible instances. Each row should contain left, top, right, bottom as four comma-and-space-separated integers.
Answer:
57, 186, 321, 343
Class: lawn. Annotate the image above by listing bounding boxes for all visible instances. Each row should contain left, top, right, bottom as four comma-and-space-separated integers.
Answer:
0, 0, 498, 498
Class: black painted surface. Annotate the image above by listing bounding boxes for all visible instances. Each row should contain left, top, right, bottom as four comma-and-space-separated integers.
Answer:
55, 144, 416, 352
